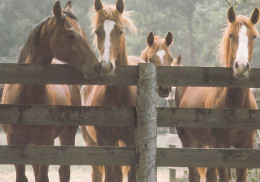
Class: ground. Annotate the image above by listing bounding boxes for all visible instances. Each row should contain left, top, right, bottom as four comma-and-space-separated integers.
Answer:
0, 130, 187, 182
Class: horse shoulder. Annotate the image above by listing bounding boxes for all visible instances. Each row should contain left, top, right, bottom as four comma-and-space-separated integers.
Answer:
46, 85, 71, 105
1, 84, 22, 104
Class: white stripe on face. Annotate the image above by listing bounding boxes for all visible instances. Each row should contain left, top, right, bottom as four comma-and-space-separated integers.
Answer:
103, 20, 115, 63
156, 50, 166, 64
235, 25, 249, 70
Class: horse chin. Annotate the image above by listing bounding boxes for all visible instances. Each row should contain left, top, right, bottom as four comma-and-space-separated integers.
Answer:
233, 69, 249, 80
158, 87, 171, 98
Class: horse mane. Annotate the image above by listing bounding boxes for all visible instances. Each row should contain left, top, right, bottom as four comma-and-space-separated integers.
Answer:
90, 4, 137, 48
17, 18, 51, 63
18, 11, 78, 64
217, 15, 259, 67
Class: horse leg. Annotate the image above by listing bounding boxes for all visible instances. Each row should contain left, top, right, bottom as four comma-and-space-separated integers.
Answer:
6, 130, 29, 182
92, 165, 104, 182
236, 168, 247, 182
176, 128, 200, 182
58, 126, 78, 182
217, 168, 229, 182
206, 168, 217, 182
33, 165, 40, 181
32, 129, 55, 182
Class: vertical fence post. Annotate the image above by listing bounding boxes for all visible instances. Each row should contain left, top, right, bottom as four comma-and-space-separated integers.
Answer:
135, 63, 157, 182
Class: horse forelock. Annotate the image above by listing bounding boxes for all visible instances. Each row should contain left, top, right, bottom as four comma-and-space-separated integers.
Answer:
218, 15, 259, 67
90, 4, 137, 49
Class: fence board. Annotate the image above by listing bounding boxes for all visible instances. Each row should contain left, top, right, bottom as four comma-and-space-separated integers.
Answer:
1, 105, 260, 129
158, 107, 260, 128
0, 146, 136, 165
2, 64, 260, 87
157, 148, 260, 168
157, 66, 260, 87
0, 63, 138, 85
0, 105, 135, 127
1, 146, 260, 168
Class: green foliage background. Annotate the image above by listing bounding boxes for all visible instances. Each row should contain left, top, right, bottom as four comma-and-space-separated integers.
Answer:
0, 0, 259, 67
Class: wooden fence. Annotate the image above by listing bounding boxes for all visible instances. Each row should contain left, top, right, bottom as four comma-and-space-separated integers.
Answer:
1, 63, 260, 181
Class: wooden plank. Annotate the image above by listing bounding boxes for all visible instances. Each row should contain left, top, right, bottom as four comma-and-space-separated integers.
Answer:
1, 64, 260, 87
157, 148, 260, 168
136, 63, 157, 182
0, 63, 138, 85
158, 107, 260, 129
157, 66, 260, 88
1, 105, 260, 129
0, 104, 135, 127
0, 146, 136, 165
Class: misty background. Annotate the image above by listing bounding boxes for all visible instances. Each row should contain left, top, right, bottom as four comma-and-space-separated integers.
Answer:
0, 0, 259, 67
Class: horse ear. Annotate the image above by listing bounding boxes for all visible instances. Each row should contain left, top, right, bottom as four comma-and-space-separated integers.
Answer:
227, 6, 236, 23
251, 7, 259, 25
177, 54, 182, 65
165, 31, 173, 46
116, 0, 124, 14
53, 1, 63, 20
147, 32, 154, 47
95, 0, 103, 12
64, 1, 73, 13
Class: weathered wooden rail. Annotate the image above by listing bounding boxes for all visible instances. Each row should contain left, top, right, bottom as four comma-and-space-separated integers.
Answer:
1, 63, 260, 181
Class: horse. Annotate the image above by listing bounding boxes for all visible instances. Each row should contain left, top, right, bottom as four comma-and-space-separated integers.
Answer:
1, 1, 101, 182
80, 0, 145, 181
140, 31, 182, 99
175, 7, 259, 182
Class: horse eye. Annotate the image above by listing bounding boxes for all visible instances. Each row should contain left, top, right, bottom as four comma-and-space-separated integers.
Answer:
68, 34, 75, 39
253, 35, 257, 39
229, 34, 233, 39
119, 30, 123, 35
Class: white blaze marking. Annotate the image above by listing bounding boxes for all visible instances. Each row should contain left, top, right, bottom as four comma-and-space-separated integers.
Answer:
235, 25, 248, 72
156, 50, 166, 64
103, 20, 115, 63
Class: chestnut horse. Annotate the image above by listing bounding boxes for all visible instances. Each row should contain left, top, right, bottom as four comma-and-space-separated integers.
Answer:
2, 1, 100, 182
140, 31, 182, 98
80, 0, 144, 181
175, 7, 259, 182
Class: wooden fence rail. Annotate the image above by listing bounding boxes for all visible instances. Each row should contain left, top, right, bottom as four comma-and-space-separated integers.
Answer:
1, 63, 260, 181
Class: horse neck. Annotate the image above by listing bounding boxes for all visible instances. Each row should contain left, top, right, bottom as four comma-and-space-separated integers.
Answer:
17, 33, 53, 98
115, 35, 128, 66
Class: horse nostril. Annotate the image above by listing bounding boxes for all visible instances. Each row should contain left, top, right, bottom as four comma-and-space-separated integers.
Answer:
246, 63, 249, 70
110, 63, 113, 71
235, 62, 239, 69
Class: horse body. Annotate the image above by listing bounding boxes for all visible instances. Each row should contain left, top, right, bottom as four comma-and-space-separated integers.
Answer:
176, 7, 259, 182
80, 0, 144, 181
2, 2, 100, 182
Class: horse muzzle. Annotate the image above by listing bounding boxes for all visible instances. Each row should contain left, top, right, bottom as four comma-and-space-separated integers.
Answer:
158, 86, 172, 98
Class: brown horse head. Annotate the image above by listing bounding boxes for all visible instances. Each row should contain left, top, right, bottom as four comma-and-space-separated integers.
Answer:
19, 1, 100, 79
219, 6, 259, 78
141, 31, 181, 98
91, 0, 137, 75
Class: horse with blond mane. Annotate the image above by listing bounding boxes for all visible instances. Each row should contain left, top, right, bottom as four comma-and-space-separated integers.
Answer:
2, 1, 100, 182
80, 0, 144, 181
175, 7, 259, 182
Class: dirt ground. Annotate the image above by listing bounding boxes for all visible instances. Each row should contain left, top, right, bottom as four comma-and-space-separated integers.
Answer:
0, 131, 187, 182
